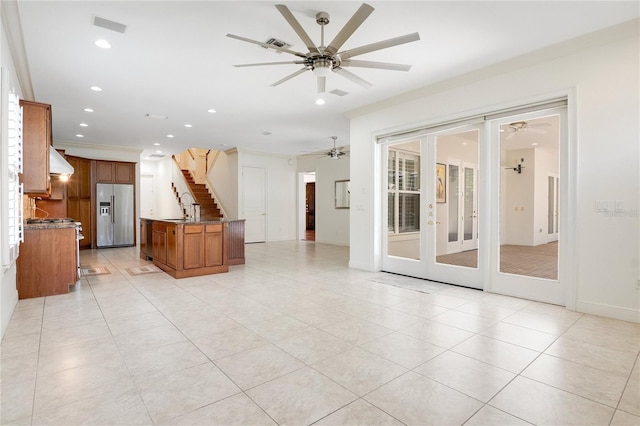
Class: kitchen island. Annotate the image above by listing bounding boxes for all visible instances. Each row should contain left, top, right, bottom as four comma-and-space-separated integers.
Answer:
140, 218, 244, 279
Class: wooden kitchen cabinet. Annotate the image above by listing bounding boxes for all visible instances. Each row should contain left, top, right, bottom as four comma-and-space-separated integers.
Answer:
152, 221, 168, 265
166, 224, 177, 269
66, 156, 92, 249
96, 160, 135, 184
20, 100, 51, 195
152, 220, 229, 278
183, 225, 204, 269
204, 224, 223, 266
17, 225, 77, 299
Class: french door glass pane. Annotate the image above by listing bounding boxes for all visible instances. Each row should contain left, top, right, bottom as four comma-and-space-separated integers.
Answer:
386, 142, 421, 260
464, 167, 474, 241
448, 164, 459, 243
548, 176, 554, 234
499, 114, 560, 280
399, 193, 420, 232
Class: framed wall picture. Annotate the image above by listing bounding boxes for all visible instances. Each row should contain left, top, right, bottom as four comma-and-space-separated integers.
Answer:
335, 180, 350, 209
436, 163, 446, 203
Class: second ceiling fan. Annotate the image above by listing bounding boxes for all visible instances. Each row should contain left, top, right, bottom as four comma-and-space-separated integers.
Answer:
227, 3, 420, 93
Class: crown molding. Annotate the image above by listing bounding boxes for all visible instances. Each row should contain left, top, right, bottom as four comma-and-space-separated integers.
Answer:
54, 140, 143, 154
1, 0, 34, 100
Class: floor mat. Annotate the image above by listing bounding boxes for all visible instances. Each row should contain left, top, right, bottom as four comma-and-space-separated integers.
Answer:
125, 264, 163, 276
80, 266, 110, 276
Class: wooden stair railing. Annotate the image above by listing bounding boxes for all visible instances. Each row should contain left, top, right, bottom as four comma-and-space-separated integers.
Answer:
179, 169, 222, 220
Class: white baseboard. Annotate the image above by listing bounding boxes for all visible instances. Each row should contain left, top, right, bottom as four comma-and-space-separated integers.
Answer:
348, 259, 374, 271
576, 300, 640, 323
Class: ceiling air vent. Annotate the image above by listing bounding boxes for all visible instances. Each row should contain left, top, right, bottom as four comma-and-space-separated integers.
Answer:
329, 89, 349, 97
93, 16, 127, 33
148, 154, 165, 158
264, 38, 291, 52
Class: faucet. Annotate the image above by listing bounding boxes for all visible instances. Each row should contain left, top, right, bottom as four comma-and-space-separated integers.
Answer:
180, 192, 195, 221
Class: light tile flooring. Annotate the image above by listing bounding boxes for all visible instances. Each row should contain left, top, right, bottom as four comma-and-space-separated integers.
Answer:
1, 241, 639, 425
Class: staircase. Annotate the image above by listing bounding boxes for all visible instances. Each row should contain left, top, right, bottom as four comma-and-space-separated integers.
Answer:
177, 169, 222, 220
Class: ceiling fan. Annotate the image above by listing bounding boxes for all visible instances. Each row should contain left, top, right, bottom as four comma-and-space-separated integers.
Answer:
503, 120, 551, 140
325, 136, 347, 159
504, 158, 525, 173
226, 3, 420, 93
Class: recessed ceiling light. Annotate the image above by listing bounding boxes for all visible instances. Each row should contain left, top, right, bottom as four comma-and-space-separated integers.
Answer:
207, 109, 216, 113
461, 142, 468, 146
83, 108, 94, 112
155, 150, 162, 154
75, 134, 84, 138
94, 39, 111, 49
90, 86, 102, 92
144, 157, 151, 160
145, 113, 168, 120
315, 98, 325, 105
184, 124, 192, 128
166, 134, 174, 138
532, 142, 539, 146
79, 123, 88, 127
153, 142, 160, 146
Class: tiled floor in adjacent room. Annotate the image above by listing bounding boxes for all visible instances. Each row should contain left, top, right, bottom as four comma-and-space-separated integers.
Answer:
1, 242, 639, 425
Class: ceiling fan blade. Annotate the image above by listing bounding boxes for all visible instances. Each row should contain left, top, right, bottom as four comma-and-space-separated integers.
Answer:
270, 67, 309, 87
317, 76, 326, 93
234, 61, 305, 68
226, 33, 307, 58
505, 131, 517, 140
339, 32, 420, 60
333, 67, 373, 88
324, 3, 375, 56
275, 4, 320, 55
340, 59, 412, 71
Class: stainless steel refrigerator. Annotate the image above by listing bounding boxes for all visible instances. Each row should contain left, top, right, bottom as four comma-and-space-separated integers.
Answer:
96, 183, 134, 247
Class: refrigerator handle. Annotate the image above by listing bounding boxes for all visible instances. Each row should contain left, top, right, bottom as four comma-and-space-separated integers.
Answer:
111, 194, 115, 224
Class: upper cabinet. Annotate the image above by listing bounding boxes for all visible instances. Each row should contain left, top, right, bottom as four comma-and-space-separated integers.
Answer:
19, 100, 51, 195
95, 160, 135, 184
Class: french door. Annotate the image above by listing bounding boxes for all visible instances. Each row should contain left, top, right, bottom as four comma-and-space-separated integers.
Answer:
380, 102, 570, 305
382, 124, 484, 289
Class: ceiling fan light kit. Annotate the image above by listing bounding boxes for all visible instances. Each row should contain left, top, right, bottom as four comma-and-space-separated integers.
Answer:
227, 3, 420, 93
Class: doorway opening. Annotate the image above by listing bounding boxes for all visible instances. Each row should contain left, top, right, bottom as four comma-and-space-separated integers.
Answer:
300, 172, 316, 241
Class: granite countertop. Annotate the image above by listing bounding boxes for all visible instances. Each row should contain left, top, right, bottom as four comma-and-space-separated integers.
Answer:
141, 217, 244, 224
24, 222, 77, 230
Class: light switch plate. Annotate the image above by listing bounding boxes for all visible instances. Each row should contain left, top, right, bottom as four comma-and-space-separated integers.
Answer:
595, 200, 609, 212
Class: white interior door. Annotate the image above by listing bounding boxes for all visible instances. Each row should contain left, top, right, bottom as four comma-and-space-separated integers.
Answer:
140, 173, 154, 218
382, 124, 484, 288
243, 166, 266, 243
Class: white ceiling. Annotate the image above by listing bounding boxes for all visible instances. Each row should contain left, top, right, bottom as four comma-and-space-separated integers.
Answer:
14, 1, 638, 159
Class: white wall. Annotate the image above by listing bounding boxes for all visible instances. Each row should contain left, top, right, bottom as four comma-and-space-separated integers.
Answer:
504, 148, 536, 245
533, 148, 558, 245
0, 13, 23, 339
349, 20, 639, 321
297, 154, 350, 246
207, 149, 238, 220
